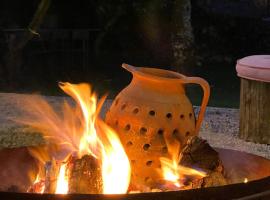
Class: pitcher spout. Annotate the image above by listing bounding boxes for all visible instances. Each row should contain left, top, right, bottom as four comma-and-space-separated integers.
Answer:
122, 63, 136, 73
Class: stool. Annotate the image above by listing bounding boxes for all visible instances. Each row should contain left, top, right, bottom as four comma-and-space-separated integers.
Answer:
236, 55, 270, 144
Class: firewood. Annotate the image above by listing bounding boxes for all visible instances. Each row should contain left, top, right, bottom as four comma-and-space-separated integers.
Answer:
44, 159, 59, 193
67, 154, 103, 194
41, 154, 103, 194
191, 171, 227, 188
179, 136, 227, 188
179, 136, 223, 172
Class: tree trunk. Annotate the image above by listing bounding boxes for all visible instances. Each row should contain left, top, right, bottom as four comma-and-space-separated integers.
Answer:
171, 0, 194, 74
2, 0, 51, 89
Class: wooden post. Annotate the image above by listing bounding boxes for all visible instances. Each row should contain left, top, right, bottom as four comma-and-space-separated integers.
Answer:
239, 78, 270, 144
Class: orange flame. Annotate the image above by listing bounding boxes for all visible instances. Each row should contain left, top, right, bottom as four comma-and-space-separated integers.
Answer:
19, 82, 131, 194
29, 173, 45, 194
160, 142, 206, 188
58, 82, 103, 158
55, 162, 69, 194
160, 157, 182, 187
96, 120, 131, 194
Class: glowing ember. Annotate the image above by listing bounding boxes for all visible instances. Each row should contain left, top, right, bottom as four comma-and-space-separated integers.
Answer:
20, 82, 131, 194
244, 178, 248, 183
160, 157, 182, 187
55, 163, 69, 194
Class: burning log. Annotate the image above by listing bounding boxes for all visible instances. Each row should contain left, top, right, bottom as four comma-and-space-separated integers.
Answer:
31, 154, 103, 194
67, 154, 103, 194
179, 136, 227, 188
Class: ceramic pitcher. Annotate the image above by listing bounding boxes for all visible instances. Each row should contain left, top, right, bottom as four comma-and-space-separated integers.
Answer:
105, 63, 210, 187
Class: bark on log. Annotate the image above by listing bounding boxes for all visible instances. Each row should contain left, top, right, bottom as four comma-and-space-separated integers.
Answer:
179, 136, 223, 172
179, 136, 227, 188
68, 154, 103, 194
239, 78, 270, 144
41, 154, 103, 194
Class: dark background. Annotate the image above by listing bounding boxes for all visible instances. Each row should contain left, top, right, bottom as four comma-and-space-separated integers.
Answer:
0, 0, 270, 107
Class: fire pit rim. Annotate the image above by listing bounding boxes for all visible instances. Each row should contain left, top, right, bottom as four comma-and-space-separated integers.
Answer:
1, 176, 270, 200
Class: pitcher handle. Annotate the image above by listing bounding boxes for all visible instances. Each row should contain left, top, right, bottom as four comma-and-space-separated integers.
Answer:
181, 76, 210, 134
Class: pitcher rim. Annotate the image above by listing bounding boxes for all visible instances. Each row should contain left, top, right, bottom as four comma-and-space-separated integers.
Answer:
122, 63, 186, 82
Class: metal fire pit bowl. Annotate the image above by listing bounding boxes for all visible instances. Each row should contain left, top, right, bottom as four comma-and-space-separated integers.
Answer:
0, 147, 269, 200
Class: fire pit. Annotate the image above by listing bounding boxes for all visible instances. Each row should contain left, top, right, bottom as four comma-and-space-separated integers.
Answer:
0, 64, 269, 199
0, 147, 269, 199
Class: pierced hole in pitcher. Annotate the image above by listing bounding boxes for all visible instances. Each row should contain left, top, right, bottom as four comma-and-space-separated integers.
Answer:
133, 108, 139, 114
125, 124, 131, 131
180, 114, 185, 119
172, 129, 179, 136
140, 127, 147, 135
162, 146, 168, 154
131, 160, 136, 164
157, 129, 164, 136
146, 160, 153, 166
166, 113, 172, 119
143, 144, 150, 151
149, 110, 156, 116
115, 120, 119, 126
189, 113, 193, 118
185, 131, 190, 137
126, 141, 133, 147
121, 103, 127, 110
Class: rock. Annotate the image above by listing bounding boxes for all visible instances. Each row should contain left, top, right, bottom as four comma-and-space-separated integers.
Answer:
0, 126, 45, 148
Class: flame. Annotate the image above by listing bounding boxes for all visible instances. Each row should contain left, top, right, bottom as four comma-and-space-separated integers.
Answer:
58, 82, 102, 158
19, 82, 131, 194
160, 157, 182, 187
59, 83, 131, 194
27, 147, 48, 194
35, 174, 45, 194
160, 141, 206, 188
96, 120, 131, 194
55, 163, 69, 194
244, 178, 248, 183
28, 173, 45, 194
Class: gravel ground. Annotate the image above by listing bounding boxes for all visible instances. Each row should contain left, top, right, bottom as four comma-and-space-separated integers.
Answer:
0, 92, 269, 159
